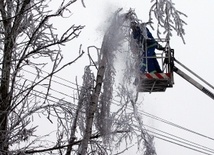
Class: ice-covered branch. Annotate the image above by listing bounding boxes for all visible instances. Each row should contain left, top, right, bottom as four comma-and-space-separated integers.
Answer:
149, 0, 187, 44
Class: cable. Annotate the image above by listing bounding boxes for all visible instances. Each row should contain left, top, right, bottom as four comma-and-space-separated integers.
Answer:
15, 68, 214, 144
12, 79, 214, 155
141, 110, 214, 141
144, 124, 214, 154
23, 68, 80, 91
21, 69, 214, 144
2, 56, 214, 154
15, 57, 214, 146
109, 95, 214, 142
111, 116, 214, 155
13, 83, 79, 110
152, 134, 213, 155
19, 75, 76, 101
9, 70, 214, 143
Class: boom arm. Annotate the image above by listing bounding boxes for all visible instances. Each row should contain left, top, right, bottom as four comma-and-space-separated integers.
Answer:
173, 59, 214, 100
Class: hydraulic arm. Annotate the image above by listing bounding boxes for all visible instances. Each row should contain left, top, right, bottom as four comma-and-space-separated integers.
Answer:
173, 59, 214, 100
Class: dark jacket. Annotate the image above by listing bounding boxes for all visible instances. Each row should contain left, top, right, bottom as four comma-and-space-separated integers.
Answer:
132, 26, 158, 49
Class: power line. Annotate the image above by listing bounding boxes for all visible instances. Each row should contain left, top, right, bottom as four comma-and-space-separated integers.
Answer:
23, 68, 80, 91
16, 56, 214, 144
144, 124, 214, 154
141, 110, 214, 141
19, 75, 76, 101
13, 83, 79, 110
111, 115, 214, 155
152, 133, 213, 155
2, 58, 214, 154
109, 94, 214, 142
20, 68, 214, 144
12, 78, 214, 155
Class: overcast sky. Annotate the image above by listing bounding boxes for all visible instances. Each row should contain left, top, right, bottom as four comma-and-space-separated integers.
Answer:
52, 0, 214, 154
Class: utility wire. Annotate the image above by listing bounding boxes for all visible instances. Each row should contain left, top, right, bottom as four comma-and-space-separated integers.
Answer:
109, 94, 214, 142
12, 78, 214, 155
19, 75, 76, 101
13, 83, 79, 110
144, 124, 214, 154
3, 60, 214, 154
13, 81, 214, 155
21, 65, 214, 142
141, 110, 214, 141
21, 66, 214, 143
152, 133, 213, 155
23, 68, 79, 91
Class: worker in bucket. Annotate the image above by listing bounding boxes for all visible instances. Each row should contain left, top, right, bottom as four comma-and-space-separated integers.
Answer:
130, 21, 164, 73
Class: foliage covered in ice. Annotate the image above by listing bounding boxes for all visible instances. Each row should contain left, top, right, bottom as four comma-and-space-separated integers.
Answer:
149, 0, 187, 43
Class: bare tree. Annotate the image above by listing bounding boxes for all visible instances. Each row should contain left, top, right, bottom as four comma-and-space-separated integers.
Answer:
0, 0, 85, 154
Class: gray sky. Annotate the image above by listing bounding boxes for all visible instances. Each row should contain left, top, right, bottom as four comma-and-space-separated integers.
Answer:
53, 0, 214, 154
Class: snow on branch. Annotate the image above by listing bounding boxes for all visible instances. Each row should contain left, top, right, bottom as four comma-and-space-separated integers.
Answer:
149, 0, 187, 44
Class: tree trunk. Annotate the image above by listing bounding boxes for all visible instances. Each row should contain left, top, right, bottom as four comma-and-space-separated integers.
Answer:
78, 60, 106, 155
0, 12, 14, 153
0, 1, 30, 153
0, 32, 13, 155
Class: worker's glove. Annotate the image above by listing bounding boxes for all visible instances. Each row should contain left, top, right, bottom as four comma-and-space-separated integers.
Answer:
156, 44, 165, 50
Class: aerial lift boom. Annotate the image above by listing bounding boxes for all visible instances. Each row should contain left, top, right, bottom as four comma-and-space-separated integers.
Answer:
173, 59, 214, 100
